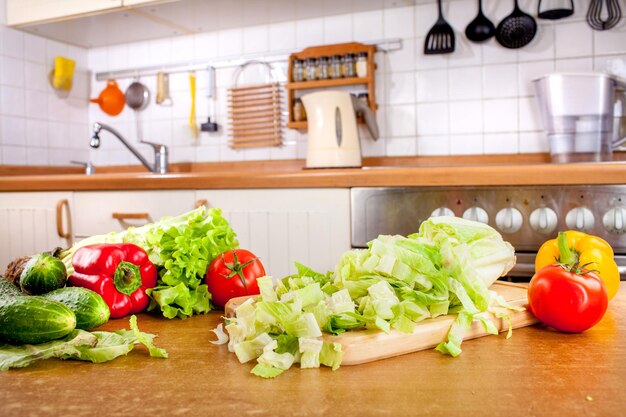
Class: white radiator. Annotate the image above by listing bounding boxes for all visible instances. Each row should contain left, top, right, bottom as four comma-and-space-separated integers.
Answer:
0, 208, 71, 272
223, 210, 334, 279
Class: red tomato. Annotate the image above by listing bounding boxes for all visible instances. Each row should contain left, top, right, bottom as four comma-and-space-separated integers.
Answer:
528, 264, 608, 333
205, 249, 265, 308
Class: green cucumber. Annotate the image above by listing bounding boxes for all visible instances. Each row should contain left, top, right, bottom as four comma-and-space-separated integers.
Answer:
0, 277, 76, 344
19, 253, 67, 295
42, 287, 110, 330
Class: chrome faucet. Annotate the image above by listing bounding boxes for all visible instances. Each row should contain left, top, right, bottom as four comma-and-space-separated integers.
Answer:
90, 122, 169, 174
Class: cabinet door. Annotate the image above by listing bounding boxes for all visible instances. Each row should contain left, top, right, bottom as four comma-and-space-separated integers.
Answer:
7, 0, 123, 26
123, 0, 169, 5
196, 189, 351, 279
0, 192, 73, 270
73, 191, 196, 239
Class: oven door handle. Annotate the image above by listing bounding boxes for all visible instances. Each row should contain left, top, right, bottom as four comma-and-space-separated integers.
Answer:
511, 258, 626, 278
509, 262, 536, 275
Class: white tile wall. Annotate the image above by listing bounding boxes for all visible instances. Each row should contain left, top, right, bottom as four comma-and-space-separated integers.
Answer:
1, 0, 626, 166
0, 0, 90, 166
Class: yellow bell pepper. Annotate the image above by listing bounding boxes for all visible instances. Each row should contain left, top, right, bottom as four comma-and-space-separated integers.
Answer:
535, 230, 620, 300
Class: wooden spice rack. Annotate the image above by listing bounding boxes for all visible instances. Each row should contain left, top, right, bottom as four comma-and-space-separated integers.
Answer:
286, 42, 378, 130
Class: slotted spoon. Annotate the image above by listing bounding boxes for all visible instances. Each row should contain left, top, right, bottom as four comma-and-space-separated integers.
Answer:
495, 0, 537, 49
424, 0, 455, 55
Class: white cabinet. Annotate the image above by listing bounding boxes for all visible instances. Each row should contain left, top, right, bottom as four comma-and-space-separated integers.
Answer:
72, 190, 196, 239
6, 0, 123, 26
0, 192, 74, 270
196, 189, 351, 280
6, 0, 177, 26
122, 0, 165, 5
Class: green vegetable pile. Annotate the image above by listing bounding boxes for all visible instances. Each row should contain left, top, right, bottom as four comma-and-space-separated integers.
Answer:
224, 216, 519, 378
60, 206, 238, 319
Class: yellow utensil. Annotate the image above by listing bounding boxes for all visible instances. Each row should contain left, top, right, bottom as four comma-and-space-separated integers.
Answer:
50, 56, 76, 91
189, 72, 199, 140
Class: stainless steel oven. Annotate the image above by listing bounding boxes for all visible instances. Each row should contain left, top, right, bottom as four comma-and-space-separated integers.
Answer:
351, 185, 626, 281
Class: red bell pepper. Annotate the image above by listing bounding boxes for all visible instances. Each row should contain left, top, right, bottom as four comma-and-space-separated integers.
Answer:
69, 243, 158, 319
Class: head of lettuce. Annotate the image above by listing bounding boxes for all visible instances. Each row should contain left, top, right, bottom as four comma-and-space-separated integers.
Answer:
225, 216, 518, 378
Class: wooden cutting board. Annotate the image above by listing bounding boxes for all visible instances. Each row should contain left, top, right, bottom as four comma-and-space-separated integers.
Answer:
224, 281, 537, 365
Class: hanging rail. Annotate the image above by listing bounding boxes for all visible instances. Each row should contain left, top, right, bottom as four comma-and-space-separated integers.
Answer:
94, 38, 402, 81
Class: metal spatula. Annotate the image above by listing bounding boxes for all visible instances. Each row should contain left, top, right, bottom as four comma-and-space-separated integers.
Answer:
424, 0, 455, 55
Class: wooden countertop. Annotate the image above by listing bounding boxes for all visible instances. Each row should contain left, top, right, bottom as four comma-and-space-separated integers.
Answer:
1, 156, 626, 191
1, 283, 624, 417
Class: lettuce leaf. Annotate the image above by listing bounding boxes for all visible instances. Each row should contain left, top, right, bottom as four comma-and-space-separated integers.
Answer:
0, 330, 97, 371
0, 316, 167, 370
147, 283, 211, 319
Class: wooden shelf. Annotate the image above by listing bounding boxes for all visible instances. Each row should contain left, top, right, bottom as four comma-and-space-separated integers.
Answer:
286, 42, 378, 131
286, 77, 370, 90
288, 113, 370, 130
287, 121, 308, 129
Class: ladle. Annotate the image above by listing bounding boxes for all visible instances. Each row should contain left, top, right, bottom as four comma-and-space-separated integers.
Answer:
465, 0, 496, 42
125, 79, 150, 141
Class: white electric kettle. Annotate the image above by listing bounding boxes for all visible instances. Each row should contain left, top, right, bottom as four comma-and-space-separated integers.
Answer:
302, 91, 379, 168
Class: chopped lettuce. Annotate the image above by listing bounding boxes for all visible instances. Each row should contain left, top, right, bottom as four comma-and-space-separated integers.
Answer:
299, 337, 323, 368
251, 363, 285, 378
256, 340, 296, 370
61, 206, 238, 319
223, 216, 517, 377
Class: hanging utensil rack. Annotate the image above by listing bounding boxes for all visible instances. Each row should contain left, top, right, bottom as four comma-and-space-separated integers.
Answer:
94, 38, 402, 81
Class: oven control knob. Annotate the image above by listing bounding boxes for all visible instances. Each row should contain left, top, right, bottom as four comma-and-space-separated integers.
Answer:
495, 207, 523, 234
529, 207, 558, 234
462, 207, 489, 224
565, 207, 595, 232
603, 207, 626, 234
431, 207, 455, 217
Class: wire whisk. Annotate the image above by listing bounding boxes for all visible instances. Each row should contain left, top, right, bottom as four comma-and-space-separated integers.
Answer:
586, 0, 622, 31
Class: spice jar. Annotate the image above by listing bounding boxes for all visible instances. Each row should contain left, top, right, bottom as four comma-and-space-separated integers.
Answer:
317, 56, 329, 80
356, 52, 368, 78
305, 58, 317, 81
329, 55, 343, 79
293, 97, 306, 122
292, 58, 304, 82
342, 53, 355, 78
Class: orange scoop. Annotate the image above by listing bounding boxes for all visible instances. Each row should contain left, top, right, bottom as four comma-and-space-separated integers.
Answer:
90, 80, 125, 116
